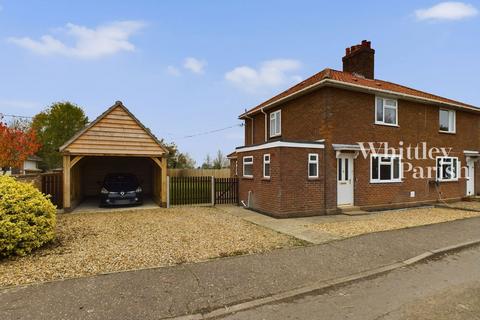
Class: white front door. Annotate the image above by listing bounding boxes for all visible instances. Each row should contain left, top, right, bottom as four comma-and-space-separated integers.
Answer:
467, 159, 475, 196
337, 154, 354, 206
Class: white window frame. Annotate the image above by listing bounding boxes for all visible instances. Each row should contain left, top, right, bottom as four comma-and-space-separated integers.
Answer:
308, 153, 319, 178
436, 157, 459, 182
243, 156, 253, 178
375, 97, 398, 126
439, 109, 456, 133
263, 154, 271, 179
370, 154, 402, 183
269, 110, 281, 137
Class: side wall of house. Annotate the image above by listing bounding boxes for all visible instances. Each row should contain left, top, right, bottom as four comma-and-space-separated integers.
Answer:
237, 147, 325, 217
238, 148, 282, 214
278, 147, 325, 216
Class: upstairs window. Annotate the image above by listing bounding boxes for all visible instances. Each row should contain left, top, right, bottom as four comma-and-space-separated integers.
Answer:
375, 97, 398, 126
436, 157, 458, 181
371, 155, 402, 183
308, 154, 319, 178
243, 156, 253, 178
270, 110, 281, 137
439, 109, 456, 133
263, 154, 271, 178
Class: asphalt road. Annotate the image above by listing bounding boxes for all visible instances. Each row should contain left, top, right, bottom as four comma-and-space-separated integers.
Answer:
221, 246, 480, 320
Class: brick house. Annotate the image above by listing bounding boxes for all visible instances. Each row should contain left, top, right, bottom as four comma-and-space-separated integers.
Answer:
229, 41, 480, 218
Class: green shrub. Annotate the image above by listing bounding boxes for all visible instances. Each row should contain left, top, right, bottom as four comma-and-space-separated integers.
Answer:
0, 175, 56, 257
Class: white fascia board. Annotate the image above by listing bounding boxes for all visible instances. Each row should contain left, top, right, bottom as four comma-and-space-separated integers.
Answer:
332, 144, 361, 151
236, 141, 325, 153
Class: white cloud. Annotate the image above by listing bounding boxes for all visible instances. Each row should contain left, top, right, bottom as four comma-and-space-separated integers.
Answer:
166, 65, 181, 76
225, 59, 302, 93
415, 2, 478, 21
7, 20, 145, 59
183, 57, 206, 74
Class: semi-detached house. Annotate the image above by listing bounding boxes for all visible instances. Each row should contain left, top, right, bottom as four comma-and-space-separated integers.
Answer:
228, 40, 480, 218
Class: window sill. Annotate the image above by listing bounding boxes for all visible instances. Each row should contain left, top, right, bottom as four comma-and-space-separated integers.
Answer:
242, 176, 253, 180
374, 122, 399, 128
436, 179, 459, 183
370, 180, 403, 184
308, 177, 320, 180
262, 178, 271, 181
439, 130, 456, 135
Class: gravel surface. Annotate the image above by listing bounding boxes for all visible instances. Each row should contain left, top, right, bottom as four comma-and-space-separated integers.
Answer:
0, 207, 299, 287
446, 201, 480, 211
309, 207, 480, 238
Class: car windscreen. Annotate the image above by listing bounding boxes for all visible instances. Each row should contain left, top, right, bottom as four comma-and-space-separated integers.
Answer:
103, 174, 139, 192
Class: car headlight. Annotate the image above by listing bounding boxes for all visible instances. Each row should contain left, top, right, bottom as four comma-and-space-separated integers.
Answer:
135, 187, 142, 193
101, 187, 109, 194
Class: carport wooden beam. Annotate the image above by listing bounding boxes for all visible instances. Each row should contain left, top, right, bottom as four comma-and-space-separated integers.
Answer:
70, 156, 84, 169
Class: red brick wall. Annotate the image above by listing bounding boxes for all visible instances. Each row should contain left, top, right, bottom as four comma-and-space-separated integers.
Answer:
239, 85, 480, 216
278, 148, 325, 215
229, 158, 238, 177
238, 148, 282, 214
325, 87, 480, 209
238, 147, 325, 217
244, 113, 266, 146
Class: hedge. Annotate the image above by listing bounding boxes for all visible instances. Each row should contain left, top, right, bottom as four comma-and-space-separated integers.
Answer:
0, 175, 56, 257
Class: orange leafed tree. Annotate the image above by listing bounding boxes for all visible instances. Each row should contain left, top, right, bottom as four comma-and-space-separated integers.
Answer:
0, 120, 41, 174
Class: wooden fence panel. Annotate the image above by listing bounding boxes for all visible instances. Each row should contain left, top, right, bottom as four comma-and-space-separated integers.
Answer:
41, 173, 63, 209
169, 176, 213, 206
214, 178, 238, 205
169, 176, 238, 206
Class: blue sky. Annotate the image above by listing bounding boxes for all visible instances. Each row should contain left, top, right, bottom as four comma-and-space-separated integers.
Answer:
0, 1, 479, 165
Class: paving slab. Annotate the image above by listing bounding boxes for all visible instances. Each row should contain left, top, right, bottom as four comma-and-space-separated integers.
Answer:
219, 206, 341, 244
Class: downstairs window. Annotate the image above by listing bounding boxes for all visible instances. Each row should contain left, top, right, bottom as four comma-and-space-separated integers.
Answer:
371, 155, 402, 183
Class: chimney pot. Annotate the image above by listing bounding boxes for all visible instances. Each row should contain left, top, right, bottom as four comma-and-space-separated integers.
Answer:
342, 40, 375, 79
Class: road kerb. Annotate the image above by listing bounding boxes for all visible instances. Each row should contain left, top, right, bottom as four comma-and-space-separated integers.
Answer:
167, 239, 480, 320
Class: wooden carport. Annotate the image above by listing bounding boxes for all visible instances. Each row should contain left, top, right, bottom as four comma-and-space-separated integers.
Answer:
59, 101, 169, 212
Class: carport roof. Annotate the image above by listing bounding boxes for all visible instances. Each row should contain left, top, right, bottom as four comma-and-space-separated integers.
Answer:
60, 101, 169, 156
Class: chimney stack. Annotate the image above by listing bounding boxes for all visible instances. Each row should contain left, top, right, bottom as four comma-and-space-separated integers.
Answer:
342, 40, 375, 79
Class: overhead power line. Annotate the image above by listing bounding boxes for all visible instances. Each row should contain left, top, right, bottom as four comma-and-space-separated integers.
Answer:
0, 113, 33, 119
1, 112, 244, 139
180, 123, 244, 139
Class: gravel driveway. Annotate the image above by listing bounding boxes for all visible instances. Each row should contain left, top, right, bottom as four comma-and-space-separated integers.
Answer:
0, 206, 300, 287
308, 207, 480, 238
